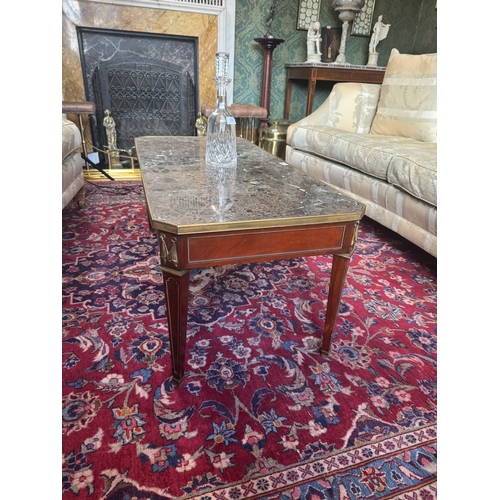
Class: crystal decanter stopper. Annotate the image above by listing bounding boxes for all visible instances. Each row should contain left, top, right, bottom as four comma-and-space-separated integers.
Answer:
205, 52, 237, 169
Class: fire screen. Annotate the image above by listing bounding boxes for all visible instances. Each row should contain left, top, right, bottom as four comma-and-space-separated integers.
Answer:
77, 28, 198, 160
92, 57, 196, 151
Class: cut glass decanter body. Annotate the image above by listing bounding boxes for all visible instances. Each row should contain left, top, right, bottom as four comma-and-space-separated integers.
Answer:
205, 52, 237, 169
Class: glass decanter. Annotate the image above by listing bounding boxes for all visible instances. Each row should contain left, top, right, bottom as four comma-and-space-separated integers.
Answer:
205, 52, 237, 169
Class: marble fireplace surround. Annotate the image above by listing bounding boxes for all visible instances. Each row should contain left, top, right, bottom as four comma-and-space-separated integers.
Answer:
63, 0, 236, 130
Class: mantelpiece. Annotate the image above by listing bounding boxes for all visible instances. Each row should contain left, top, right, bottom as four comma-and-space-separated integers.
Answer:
79, 0, 236, 100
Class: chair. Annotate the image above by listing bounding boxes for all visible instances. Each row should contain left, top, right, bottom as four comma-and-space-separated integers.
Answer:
200, 103, 268, 143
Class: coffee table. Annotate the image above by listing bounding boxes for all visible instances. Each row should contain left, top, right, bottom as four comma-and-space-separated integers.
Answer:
135, 136, 365, 385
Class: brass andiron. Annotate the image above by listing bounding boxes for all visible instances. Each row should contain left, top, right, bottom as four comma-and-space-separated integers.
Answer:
195, 112, 207, 136
103, 109, 123, 168
63, 102, 140, 180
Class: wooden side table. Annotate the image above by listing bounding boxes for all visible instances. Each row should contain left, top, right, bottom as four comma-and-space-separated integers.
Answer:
284, 63, 385, 119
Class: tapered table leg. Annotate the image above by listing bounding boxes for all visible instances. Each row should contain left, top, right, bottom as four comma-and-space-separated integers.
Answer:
161, 267, 190, 385
321, 253, 350, 357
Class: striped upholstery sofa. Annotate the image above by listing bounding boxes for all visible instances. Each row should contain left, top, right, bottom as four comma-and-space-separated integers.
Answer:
285, 50, 437, 257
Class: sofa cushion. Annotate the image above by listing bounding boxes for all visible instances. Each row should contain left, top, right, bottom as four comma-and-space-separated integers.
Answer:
386, 149, 437, 207
286, 148, 437, 239
326, 83, 381, 133
370, 49, 437, 143
288, 125, 436, 206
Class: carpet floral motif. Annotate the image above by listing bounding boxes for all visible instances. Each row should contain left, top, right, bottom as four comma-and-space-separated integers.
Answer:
62, 182, 437, 499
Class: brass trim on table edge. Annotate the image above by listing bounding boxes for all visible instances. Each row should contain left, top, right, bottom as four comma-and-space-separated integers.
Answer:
84, 169, 142, 181
150, 209, 366, 235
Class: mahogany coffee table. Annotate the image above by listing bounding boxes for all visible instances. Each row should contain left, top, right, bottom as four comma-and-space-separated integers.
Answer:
136, 136, 365, 385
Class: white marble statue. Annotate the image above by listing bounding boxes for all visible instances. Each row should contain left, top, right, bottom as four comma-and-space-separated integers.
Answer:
369, 15, 391, 54
306, 22, 322, 62
366, 15, 391, 67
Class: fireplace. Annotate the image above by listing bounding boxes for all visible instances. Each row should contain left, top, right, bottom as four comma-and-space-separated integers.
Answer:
78, 27, 198, 163
62, 0, 233, 176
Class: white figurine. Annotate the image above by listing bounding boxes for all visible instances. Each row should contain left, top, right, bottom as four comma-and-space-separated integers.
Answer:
369, 15, 391, 54
306, 21, 322, 62
366, 15, 391, 66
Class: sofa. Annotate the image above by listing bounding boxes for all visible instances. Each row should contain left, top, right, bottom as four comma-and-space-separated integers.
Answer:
62, 101, 97, 209
285, 49, 437, 257
62, 116, 85, 209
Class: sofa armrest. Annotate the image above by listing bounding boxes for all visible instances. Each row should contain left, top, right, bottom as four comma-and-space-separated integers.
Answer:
287, 82, 381, 143
62, 117, 82, 163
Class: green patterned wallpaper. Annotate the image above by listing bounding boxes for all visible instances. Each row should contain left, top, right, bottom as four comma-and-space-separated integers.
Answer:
233, 0, 437, 123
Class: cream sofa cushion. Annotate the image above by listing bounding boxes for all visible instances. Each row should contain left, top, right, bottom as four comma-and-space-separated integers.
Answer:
286, 147, 437, 257
288, 125, 437, 206
326, 83, 381, 133
286, 83, 381, 141
370, 49, 437, 143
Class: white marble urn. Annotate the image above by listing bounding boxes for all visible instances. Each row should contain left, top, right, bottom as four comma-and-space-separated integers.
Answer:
333, 0, 366, 22
332, 0, 365, 64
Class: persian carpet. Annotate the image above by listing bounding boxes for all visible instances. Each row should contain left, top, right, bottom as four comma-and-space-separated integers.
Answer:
62, 181, 437, 500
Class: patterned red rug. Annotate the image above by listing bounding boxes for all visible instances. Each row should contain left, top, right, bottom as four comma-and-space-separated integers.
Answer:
62, 181, 437, 500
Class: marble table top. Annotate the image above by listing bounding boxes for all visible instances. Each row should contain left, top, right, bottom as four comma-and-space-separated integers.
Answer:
135, 136, 365, 234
